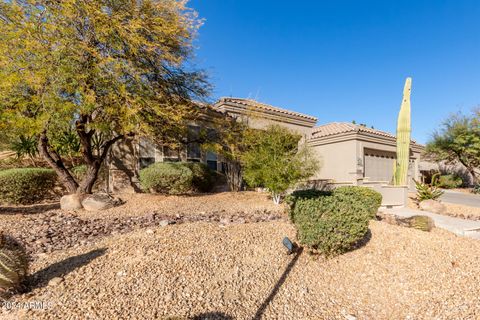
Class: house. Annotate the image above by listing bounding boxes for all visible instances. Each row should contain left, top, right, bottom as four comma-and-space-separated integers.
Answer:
107, 97, 423, 206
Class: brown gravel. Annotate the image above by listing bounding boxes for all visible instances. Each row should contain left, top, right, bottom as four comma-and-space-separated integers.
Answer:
77, 192, 285, 219
408, 193, 480, 221
2, 192, 480, 319
442, 203, 480, 221
1, 220, 479, 319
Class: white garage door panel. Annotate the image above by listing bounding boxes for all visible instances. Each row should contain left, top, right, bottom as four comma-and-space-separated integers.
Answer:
364, 150, 396, 182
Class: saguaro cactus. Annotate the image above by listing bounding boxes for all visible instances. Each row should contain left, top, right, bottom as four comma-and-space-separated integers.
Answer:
394, 77, 412, 186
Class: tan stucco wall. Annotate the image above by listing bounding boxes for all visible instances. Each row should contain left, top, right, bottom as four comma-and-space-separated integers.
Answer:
235, 114, 313, 136
309, 140, 358, 182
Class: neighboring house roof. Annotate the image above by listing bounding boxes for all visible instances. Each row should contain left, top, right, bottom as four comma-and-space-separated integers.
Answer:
215, 97, 318, 122
309, 122, 423, 148
311, 122, 397, 139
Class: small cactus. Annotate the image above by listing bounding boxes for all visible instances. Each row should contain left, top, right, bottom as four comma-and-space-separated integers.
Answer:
0, 232, 29, 296
407, 215, 434, 232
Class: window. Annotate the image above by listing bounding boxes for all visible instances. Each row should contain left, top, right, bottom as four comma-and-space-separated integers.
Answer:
206, 151, 218, 171
139, 138, 156, 169
163, 146, 180, 162
187, 125, 201, 161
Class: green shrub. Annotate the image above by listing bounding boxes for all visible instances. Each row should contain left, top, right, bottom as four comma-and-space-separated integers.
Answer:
185, 162, 215, 192
414, 179, 443, 201
290, 194, 372, 256
285, 189, 331, 211
139, 162, 193, 195
0, 168, 56, 205
333, 186, 382, 219
437, 174, 462, 189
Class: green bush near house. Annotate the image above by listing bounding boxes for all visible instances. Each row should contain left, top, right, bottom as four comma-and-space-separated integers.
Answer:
139, 162, 193, 195
139, 162, 216, 194
289, 186, 382, 256
436, 174, 463, 189
184, 162, 215, 192
0, 168, 56, 205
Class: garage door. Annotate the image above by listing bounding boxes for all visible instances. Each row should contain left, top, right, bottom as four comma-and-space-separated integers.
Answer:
364, 149, 396, 183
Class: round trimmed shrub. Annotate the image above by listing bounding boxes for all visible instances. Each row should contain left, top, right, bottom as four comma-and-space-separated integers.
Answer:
289, 186, 382, 256
139, 162, 193, 195
185, 162, 215, 192
285, 189, 332, 212
0, 168, 57, 205
333, 186, 382, 219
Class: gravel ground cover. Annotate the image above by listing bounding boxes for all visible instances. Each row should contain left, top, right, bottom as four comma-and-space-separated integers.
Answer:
0, 192, 283, 257
408, 194, 480, 221
1, 220, 480, 319
1, 192, 480, 319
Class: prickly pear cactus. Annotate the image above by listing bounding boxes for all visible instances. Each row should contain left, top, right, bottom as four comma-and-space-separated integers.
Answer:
0, 232, 28, 296
394, 77, 412, 186
408, 215, 434, 232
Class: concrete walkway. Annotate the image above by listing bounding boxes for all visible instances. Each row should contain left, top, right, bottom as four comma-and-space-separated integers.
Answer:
440, 190, 480, 208
384, 207, 480, 239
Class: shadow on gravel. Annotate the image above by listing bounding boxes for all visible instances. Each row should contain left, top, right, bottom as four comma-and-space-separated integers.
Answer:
0, 202, 60, 215
253, 247, 304, 320
28, 248, 107, 290
352, 228, 372, 251
192, 312, 234, 320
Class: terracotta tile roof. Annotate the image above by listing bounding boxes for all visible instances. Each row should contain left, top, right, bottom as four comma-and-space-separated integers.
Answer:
311, 122, 397, 139
217, 97, 317, 121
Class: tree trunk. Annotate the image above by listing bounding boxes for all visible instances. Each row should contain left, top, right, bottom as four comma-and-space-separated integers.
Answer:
77, 161, 102, 194
224, 160, 244, 192
468, 168, 479, 185
38, 131, 79, 194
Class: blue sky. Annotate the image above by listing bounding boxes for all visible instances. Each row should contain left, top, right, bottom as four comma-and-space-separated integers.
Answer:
188, 0, 480, 144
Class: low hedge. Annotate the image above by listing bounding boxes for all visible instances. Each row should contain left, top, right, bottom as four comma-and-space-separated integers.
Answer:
289, 186, 382, 256
139, 162, 216, 194
139, 162, 193, 194
0, 168, 57, 205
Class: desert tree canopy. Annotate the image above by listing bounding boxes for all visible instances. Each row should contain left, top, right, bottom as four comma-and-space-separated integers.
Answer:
0, 0, 210, 193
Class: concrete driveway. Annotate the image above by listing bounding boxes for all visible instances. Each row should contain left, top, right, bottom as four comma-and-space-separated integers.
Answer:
440, 190, 480, 208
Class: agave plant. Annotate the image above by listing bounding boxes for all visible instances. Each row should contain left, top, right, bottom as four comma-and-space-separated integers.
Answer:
414, 176, 444, 201
11, 135, 38, 166
0, 233, 29, 296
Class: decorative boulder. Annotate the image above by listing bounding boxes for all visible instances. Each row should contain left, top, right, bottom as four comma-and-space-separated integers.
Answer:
60, 194, 83, 211
81, 193, 121, 211
419, 199, 446, 214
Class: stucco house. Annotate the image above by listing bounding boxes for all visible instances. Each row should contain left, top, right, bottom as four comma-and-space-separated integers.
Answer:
107, 97, 424, 206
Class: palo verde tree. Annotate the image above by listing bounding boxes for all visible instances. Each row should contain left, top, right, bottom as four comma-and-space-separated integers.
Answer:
0, 0, 209, 194
426, 109, 480, 185
203, 114, 250, 192
242, 125, 319, 204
